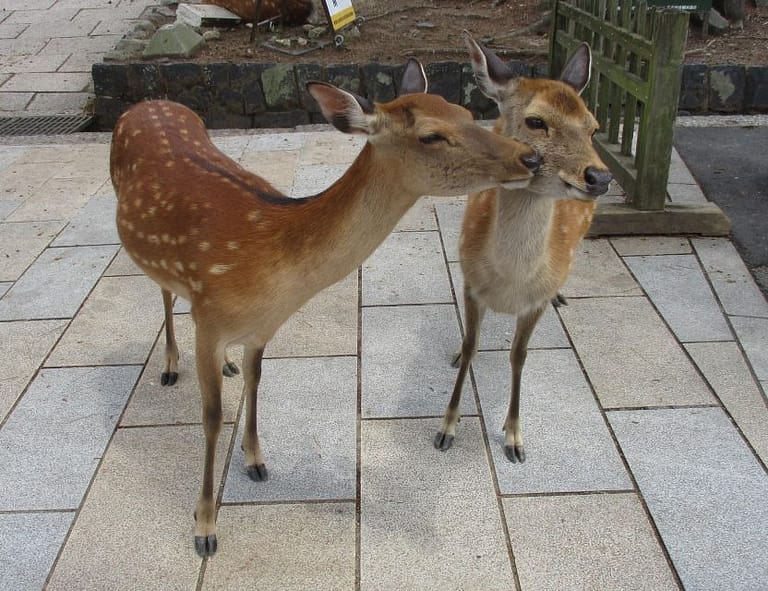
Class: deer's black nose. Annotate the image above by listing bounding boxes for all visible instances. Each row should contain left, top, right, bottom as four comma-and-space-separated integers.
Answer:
585, 166, 612, 195
521, 151, 542, 173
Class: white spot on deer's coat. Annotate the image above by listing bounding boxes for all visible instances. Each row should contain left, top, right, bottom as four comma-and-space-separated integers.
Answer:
247, 210, 260, 222
198, 241, 211, 252
209, 264, 234, 275
227, 241, 240, 250
174, 261, 185, 273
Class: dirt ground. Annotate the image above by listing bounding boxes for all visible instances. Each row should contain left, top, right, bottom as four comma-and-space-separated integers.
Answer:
186, 0, 768, 67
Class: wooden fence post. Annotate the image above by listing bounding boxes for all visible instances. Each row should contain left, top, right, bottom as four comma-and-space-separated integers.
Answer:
632, 9, 690, 210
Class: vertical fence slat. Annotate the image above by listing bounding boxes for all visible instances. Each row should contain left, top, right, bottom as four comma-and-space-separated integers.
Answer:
607, 0, 624, 144
620, 0, 638, 155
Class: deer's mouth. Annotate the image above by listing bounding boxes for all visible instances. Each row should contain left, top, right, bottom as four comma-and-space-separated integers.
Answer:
559, 173, 601, 201
563, 182, 598, 200
500, 178, 532, 190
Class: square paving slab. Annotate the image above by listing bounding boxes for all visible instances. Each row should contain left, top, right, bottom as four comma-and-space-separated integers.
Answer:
609, 407, 768, 591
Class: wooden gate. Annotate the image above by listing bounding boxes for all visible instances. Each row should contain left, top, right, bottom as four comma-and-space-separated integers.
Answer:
549, 0, 689, 211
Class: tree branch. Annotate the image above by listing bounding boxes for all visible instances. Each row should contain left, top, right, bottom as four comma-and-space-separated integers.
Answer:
486, 11, 551, 43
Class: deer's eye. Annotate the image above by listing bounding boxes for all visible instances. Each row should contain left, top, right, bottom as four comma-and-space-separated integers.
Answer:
525, 117, 548, 132
419, 133, 447, 144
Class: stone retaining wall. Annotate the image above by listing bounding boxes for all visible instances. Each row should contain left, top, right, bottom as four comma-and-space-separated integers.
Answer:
92, 60, 768, 131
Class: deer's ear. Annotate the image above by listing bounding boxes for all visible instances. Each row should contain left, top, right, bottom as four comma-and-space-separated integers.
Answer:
307, 82, 375, 135
398, 58, 428, 95
464, 30, 514, 102
559, 43, 592, 95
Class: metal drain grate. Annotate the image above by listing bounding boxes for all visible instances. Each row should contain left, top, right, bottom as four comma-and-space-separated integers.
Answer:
0, 114, 93, 136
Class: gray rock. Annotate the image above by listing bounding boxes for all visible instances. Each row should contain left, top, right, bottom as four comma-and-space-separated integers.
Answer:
143, 22, 205, 59
202, 28, 221, 41
261, 64, 299, 109
307, 25, 327, 39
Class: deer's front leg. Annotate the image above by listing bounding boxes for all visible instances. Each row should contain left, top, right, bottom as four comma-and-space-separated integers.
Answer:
161, 289, 180, 386
193, 335, 224, 557
435, 286, 486, 451
502, 305, 545, 463
242, 345, 267, 481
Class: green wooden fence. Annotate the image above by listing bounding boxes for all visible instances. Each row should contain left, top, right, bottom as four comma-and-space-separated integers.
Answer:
549, 0, 689, 211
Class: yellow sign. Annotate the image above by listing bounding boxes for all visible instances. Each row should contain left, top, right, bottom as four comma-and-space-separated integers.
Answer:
323, 0, 356, 31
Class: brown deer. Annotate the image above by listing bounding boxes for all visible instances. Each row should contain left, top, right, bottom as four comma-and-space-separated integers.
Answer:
110, 59, 541, 557
434, 35, 613, 463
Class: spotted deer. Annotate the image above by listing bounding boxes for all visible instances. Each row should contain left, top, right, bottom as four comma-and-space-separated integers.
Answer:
434, 35, 612, 462
111, 59, 541, 557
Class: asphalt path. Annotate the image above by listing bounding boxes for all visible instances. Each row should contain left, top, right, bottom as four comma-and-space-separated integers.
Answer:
674, 125, 768, 294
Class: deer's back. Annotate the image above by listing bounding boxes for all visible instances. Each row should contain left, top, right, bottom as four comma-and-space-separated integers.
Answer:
110, 101, 316, 335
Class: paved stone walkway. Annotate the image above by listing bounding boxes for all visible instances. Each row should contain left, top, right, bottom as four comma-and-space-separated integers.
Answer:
0, 0, 156, 115
1, 2, 768, 589
0, 128, 767, 590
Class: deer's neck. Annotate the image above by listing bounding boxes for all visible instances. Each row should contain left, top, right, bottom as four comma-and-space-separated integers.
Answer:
290, 143, 419, 284
491, 187, 555, 273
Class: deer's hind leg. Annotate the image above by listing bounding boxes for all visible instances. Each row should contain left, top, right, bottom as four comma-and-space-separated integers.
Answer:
241, 344, 267, 481
435, 285, 486, 451
503, 305, 545, 463
160, 288, 180, 386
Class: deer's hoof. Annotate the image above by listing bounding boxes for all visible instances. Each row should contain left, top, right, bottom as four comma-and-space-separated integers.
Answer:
160, 372, 178, 386
247, 463, 268, 481
434, 431, 454, 451
194, 534, 217, 557
222, 361, 240, 378
503, 444, 526, 464
552, 293, 568, 307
